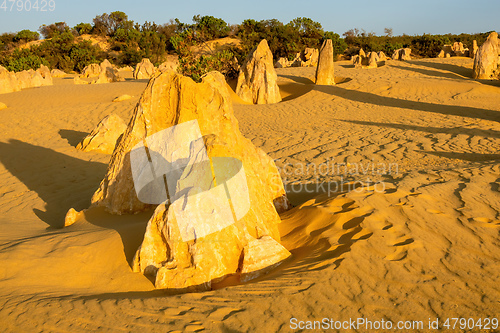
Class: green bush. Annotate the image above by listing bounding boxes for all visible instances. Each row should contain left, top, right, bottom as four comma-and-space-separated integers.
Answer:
172, 30, 238, 82
14, 30, 40, 42
411, 34, 451, 58
192, 15, 230, 41
1, 50, 48, 72
74, 23, 92, 36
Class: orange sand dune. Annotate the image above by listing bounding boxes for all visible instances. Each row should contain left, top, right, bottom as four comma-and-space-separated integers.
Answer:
0, 58, 499, 332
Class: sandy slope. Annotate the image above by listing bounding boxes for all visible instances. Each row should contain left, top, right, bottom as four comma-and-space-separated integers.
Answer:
0, 58, 499, 332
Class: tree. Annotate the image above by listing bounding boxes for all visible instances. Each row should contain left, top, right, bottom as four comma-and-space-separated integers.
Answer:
39, 22, 69, 39
192, 15, 230, 41
384, 27, 393, 37
92, 11, 133, 36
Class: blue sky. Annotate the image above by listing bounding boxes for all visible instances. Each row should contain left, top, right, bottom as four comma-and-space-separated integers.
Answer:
0, 0, 498, 36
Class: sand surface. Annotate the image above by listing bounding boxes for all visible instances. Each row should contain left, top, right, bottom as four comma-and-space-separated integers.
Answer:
0, 59, 499, 332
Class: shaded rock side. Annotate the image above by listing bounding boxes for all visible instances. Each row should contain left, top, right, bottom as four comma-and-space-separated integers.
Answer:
315, 39, 335, 85
77, 114, 127, 154
235, 39, 282, 104
392, 48, 412, 61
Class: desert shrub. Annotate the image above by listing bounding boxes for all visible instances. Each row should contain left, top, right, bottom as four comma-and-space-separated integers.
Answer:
383, 41, 404, 55
74, 23, 92, 36
172, 30, 238, 82
14, 30, 40, 43
1, 48, 48, 71
411, 34, 451, 58
69, 41, 102, 72
39, 22, 69, 39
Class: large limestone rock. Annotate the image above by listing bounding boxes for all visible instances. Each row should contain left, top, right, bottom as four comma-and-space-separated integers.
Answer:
367, 52, 378, 68
37, 65, 53, 86
359, 48, 366, 58
92, 60, 124, 84
134, 58, 157, 79
303, 48, 319, 66
51, 69, 67, 78
0, 66, 20, 94
471, 40, 478, 58
315, 39, 335, 85
472, 32, 499, 80
274, 57, 290, 68
0, 65, 52, 94
452, 42, 465, 56
90, 70, 291, 290
76, 114, 127, 154
80, 63, 101, 78
93, 67, 124, 83
377, 51, 388, 61
392, 48, 412, 61
352, 55, 362, 68
158, 57, 179, 73
235, 39, 282, 104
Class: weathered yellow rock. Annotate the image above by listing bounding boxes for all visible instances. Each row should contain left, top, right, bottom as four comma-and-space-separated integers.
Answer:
0, 102, 7, 110
37, 65, 53, 86
0, 66, 20, 94
392, 48, 412, 61
240, 235, 291, 282
64, 208, 83, 227
80, 63, 101, 78
134, 58, 156, 79
471, 40, 478, 58
367, 52, 379, 69
0, 65, 52, 93
113, 94, 132, 102
92, 63, 124, 84
359, 48, 366, 58
158, 56, 179, 73
51, 69, 67, 78
377, 51, 388, 61
315, 39, 335, 85
472, 32, 499, 80
236, 39, 282, 104
74, 76, 89, 85
77, 114, 127, 154
90, 70, 291, 290
274, 57, 290, 68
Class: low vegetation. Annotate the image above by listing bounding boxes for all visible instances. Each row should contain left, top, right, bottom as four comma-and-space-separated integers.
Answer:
0, 11, 494, 82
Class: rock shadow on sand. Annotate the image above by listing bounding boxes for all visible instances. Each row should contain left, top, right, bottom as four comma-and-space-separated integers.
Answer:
315, 85, 500, 123
278, 75, 352, 101
0, 139, 107, 228
335, 119, 500, 139
59, 129, 89, 148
